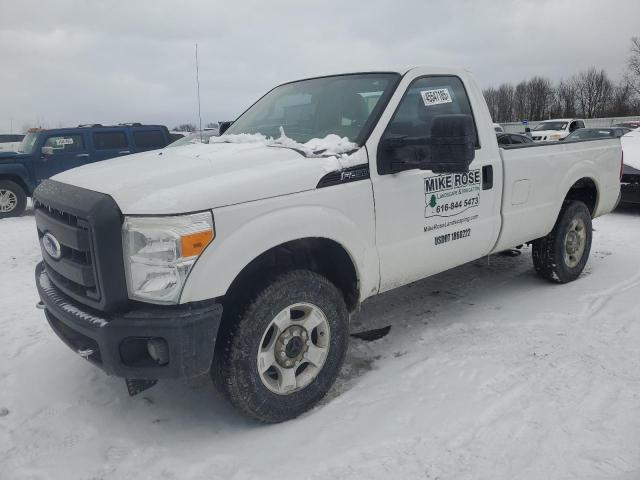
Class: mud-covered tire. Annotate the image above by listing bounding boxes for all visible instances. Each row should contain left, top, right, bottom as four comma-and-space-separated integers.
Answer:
0, 180, 27, 218
532, 200, 592, 283
212, 270, 349, 423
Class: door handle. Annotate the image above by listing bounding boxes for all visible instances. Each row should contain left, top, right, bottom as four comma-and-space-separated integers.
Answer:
482, 165, 493, 190
119, 150, 130, 154
76, 153, 89, 158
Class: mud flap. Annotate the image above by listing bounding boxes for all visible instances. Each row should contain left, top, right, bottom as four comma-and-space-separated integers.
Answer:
351, 325, 391, 342
125, 378, 158, 396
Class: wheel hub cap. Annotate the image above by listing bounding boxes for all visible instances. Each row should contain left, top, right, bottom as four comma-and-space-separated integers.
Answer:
0, 189, 17, 213
276, 325, 309, 368
564, 218, 587, 268
257, 302, 331, 395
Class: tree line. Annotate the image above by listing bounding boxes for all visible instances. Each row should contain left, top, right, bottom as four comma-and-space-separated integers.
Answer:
483, 37, 640, 123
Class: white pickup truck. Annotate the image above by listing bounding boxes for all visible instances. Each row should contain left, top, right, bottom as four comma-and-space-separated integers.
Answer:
531, 118, 586, 142
34, 66, 622, 422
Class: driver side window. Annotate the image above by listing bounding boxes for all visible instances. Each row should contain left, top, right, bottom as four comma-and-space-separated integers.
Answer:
43, 134, 85, 153
378, 76, 477, 174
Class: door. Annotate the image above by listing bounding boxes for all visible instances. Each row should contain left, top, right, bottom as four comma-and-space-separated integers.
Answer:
35, 132, 89, 182
90, 129, 131, 162
369, 74, 503, 292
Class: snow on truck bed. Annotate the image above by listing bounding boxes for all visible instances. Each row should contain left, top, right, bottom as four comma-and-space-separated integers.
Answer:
2, 208, 640, 479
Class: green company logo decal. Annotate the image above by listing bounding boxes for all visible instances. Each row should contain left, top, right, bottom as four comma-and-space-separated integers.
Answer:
424, 170, 481, 219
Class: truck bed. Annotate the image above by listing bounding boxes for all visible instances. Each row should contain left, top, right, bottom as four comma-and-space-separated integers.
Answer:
492, 137, 622, 252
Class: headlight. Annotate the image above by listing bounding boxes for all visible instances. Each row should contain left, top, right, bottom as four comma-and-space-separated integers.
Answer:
549, 134, 562, 140
122, 212, 214, 304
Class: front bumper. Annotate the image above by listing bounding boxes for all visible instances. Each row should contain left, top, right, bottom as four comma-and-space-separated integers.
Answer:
35, 262, 223, 380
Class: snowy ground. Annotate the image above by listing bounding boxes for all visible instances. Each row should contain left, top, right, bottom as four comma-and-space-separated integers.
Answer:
2, 206, 640, 480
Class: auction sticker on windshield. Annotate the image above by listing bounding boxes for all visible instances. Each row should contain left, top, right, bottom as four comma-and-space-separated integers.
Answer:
424, 169, 481, 219
420, 88, 452, 106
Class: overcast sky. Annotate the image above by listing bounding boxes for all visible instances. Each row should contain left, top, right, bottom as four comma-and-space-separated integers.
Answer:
2, 0, 639, 132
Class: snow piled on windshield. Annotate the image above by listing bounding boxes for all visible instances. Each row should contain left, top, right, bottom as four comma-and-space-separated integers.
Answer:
209, 127, 359, 158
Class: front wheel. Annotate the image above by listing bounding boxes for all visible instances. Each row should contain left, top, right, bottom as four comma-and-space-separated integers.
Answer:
532, 200, 592, 283
0, 180, 27, 218
212, 270, 349, 423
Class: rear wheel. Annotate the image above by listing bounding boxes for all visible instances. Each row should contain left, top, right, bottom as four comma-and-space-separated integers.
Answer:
213, 270, 349, 423
0, 180, 27, 218
532, 200, 592, 283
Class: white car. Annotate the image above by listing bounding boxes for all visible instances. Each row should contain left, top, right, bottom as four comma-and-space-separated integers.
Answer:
531, 118, 586, 142
0, 134, 25, 152
621, 127, 640, 204
493, 123, 504, 133
33, 66, 622, 422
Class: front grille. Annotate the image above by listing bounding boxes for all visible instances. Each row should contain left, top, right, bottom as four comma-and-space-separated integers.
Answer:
33, 180, 130, 312
34, 200, 100, 302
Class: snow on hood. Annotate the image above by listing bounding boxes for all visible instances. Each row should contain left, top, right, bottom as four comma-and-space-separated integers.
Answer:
210, 128, 359, 160
622, 128, 640, 170
52, 135, 366, 215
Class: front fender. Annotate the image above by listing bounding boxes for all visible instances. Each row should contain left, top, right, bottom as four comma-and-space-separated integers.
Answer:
180, 202, 378, 304
0, 162, 35, 194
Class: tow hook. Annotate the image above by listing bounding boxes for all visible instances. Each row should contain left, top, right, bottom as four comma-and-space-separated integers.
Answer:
35, 301, 45, 310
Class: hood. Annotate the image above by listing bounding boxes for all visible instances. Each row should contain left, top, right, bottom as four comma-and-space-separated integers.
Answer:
0, 151, 28, 161
531, 130, 566, 140
52, 142, 364, 214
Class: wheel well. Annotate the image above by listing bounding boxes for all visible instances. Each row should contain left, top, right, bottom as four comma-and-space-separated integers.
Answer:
0, 175, 30, 196
224, 238, 360, 312
565, 177, 597, 216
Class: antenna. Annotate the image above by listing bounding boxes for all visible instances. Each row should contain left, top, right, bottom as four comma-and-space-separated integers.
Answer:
195, 44, 203, 143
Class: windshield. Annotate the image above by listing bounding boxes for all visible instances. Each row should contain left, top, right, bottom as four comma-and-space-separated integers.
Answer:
17, 132, 39, 154
168, 130, 219, 147
533, 121, 568, 131
224, 73, 399, 144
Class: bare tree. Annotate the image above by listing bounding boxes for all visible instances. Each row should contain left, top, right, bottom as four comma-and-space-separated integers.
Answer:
482, 87, 499, 121
173, 123, 197, 132
627, 36, 640, 96
573, 68, 613, 118
496, 83, 515, 122
608, 82, 635, 116
513, 81, 529, 121
482, 55, 640, 122
526, 77, 554, 120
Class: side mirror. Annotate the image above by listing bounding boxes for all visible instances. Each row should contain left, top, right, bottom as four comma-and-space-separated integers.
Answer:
41, 146, 54, 156
218, 121, 233, 135
428, 114, 476, 173
378, 114, 476, 174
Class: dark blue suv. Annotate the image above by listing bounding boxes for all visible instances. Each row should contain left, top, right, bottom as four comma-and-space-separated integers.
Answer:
0, 123, 174, 218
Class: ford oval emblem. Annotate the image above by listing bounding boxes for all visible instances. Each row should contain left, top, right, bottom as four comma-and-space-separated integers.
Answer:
43, 232, 62, 260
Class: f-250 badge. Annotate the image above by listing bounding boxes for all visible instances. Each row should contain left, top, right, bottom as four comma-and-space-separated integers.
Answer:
424, 170, 481, 218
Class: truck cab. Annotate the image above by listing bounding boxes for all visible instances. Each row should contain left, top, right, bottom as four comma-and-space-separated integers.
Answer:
0, 123, 172, 218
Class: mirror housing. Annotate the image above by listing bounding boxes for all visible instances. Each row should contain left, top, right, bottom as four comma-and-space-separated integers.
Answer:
378, 114, 476, 174
428, 114, 476, 173
41, 146, 54, 156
